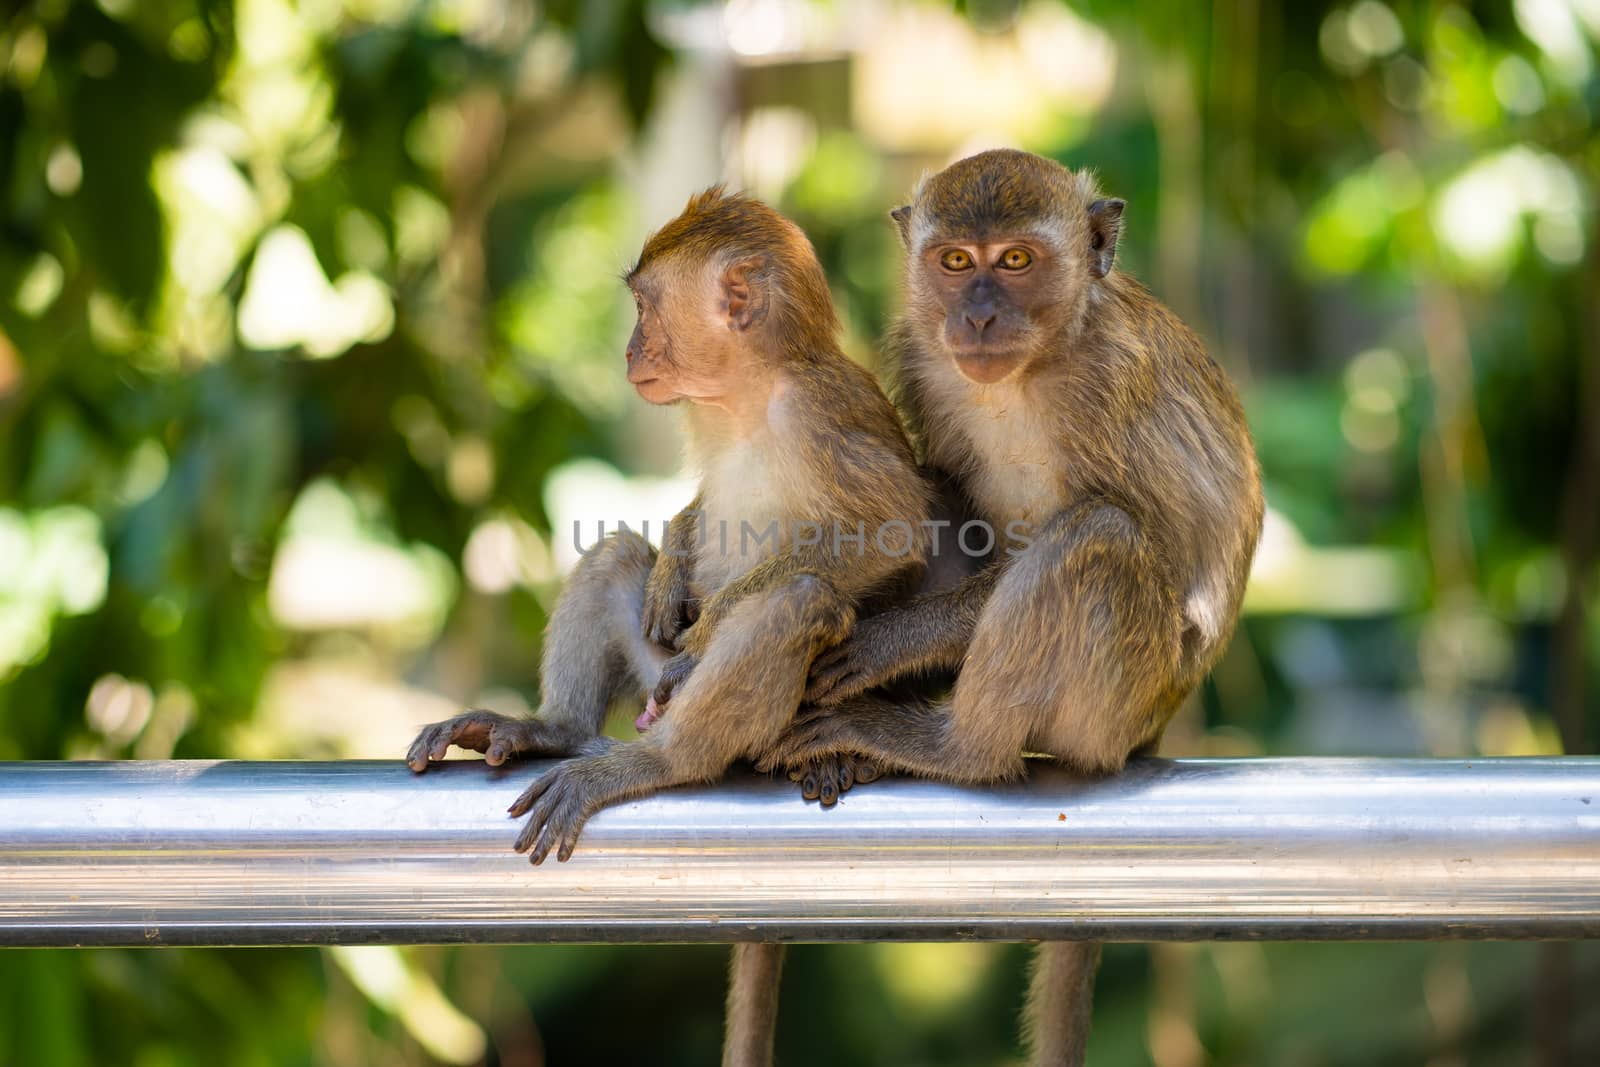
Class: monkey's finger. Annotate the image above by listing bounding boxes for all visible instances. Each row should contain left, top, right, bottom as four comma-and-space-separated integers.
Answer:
641, 605, 672, 646
651, 664, 681, 706
753, 750, 789, 775
805, 664, 859, 704
787, 705, 830, 733
791, 725, 836, 761
527, 800, 576, 865
555, 816, 586, 863
485, 729, 515, 766
838, 761, 855, 792
804, 662, 843, 699
508, 774, 554, 818
445, 712, 500, 753
810, 642, 849, 673
418, 719, 476, 766
524, 823, 552, 865
529, 823, 556, 865
800, 770, 820, 801
426, 730, 459, 763
855, 761, 881, 784
513, 810, 541, 854
405, 732, 436, 772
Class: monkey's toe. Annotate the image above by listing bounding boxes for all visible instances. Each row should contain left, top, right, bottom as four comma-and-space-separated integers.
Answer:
509, 766, 593, 865
817, 776, 839, 807
508, 773, 553, 818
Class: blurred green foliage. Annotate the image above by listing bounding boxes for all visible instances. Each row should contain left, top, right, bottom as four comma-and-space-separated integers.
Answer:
2, 0, 1598, 1063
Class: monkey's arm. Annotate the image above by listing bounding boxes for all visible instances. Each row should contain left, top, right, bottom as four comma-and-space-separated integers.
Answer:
805, 562, 1000, 704
769, 501, 1187, 781
641, 499, 702, 646
674, 543, 895, 659
650, 544, 873, 708
754, 692, 1010, 783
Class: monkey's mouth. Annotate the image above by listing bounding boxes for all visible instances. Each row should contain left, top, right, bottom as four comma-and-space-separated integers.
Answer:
631, 377, 677, 404
951, 348, 1025, 385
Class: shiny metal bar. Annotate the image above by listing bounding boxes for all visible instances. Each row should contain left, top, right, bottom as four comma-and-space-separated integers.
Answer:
1, 758, 1597, 947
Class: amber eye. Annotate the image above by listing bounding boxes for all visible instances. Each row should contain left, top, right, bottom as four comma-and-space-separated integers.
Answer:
940, 249, 973, 271
999, 247, 1032, 270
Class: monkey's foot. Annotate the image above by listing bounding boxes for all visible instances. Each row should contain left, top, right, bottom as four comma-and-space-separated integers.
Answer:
754, 705, 855, 775
509, 762, 601, 865
786, 755, 880, 807
406, 710, 545, 772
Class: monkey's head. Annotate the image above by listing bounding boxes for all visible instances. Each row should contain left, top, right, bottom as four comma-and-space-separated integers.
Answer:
892, 149, 1124, 385
624, 188, 839, 407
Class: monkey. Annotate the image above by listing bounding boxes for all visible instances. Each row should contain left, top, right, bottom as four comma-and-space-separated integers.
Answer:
406, 187, 930, 1065
756, 149, 1264, 1065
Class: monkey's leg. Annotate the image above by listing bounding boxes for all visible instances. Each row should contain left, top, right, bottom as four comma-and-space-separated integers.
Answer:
408, 532, 668, 771
510, 572, 855, 861
764, 503, 1183, 781
505, 576, 844, 1067
804, 564, 999, 705
723, 943, 784, 1067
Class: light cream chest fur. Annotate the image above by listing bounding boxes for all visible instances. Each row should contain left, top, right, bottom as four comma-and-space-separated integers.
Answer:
943, 381, 1066, 531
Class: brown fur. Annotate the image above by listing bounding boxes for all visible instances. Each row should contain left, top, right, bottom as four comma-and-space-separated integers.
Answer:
760, 149, 1264, 1065
407, 189, 929, 1066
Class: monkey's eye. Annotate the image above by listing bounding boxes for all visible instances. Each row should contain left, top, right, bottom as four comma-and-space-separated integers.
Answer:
940, 249, 973, 272
999, 248, 1032, 270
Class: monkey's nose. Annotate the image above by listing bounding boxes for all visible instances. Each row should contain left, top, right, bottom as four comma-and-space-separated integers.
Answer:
965, 307, 996, 334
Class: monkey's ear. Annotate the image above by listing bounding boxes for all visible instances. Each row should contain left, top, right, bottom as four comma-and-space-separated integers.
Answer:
721, 258, 771, 332
1087, 198, 1125, 278
889, 206, 912, 246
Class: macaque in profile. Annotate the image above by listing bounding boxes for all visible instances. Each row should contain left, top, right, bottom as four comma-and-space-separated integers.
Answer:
409, 188, 930, 1065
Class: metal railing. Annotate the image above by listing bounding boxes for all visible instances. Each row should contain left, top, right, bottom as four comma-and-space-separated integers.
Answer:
2, 757, 1597, 947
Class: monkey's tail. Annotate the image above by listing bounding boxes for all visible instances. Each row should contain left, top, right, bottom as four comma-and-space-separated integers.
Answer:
723, 942, 786, 1067
1023, 941, 1101, 1067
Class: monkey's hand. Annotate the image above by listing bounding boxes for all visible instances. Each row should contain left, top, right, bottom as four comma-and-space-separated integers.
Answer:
651, 650, 699, 710
805, 613, 906, 704
641, 554, 693, 648
785, 755, 881, 808
509, 759, 605, 865
407, 710, 542, 772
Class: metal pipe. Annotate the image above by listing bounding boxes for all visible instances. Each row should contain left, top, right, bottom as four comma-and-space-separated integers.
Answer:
2, 758, 1597, 947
